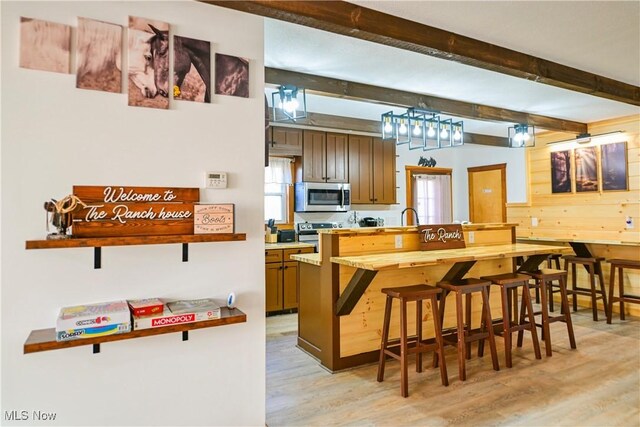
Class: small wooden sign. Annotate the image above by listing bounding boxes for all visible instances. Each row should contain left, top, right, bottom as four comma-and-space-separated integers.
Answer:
194, 204, 235, 234
71, 186, 198, 238
418, 224, 466, 251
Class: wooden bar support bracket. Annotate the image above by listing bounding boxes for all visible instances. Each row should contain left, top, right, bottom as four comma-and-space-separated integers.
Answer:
182, 243, 189, 262
440, 261, 477, 283
335, 269, 378, 316
518, 254, 554, 273
94, 247, 102, 269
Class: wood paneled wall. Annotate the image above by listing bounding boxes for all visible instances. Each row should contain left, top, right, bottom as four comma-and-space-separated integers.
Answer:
507, 114, 640, 316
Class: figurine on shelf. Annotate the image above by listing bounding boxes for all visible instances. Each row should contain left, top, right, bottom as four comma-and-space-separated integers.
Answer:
44, 195, 86, 240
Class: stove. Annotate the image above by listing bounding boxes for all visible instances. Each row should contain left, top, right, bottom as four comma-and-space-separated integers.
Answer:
296, 222, 344, 251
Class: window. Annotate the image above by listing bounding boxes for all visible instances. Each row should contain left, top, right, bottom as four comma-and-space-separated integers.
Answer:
265, 157, 293, 223
413, 173, 452, 225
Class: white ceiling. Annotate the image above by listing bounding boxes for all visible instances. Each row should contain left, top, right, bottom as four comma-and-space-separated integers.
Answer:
264, 1, 640, 137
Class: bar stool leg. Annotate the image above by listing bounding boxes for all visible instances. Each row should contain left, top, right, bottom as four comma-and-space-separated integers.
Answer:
433, 291, 447, 369
500, 285, 513, 368
400, 298, 409, 398
522, 282, 542, 360
618, 267, 626, 320
481, 287, 500, 371
465, 293, 472, 360
597, 266, 610, 323
588, 266, 598, 321
377, 295, 393, 382
559, 275, 577, 349
517, 289, 527, 348
568, 260, 578, 312
455, 292, 466, 381
608, 265, 616, 324
430, 294, 449, 386
539, 279, 552, 357
416, 298, 423, 373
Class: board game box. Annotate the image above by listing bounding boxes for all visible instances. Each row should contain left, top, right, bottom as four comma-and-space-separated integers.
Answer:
56, 300, 131, 341
132, 298, 221, 330
127, 298, 164, 317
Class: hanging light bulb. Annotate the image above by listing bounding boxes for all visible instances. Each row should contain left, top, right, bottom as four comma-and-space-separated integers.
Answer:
398, 119, 407, 135
522, 131, 530, 141
412, 120, 422, 136
383, 117, 392, 133
453, 126, 462, 141
427, 123, 436, 138
440, 124, 448, 139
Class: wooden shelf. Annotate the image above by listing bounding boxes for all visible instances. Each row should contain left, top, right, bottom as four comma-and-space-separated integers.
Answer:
24, 307, 246, 354
25, 233, 246, 249
25, 233, 247, 268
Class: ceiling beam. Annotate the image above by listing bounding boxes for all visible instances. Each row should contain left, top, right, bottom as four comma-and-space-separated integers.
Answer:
269, 111, 510, 147
266, 67, 587, 134
204, 0, 640, 106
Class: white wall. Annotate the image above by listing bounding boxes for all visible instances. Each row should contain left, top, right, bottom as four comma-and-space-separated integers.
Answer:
1, 2, 265, 426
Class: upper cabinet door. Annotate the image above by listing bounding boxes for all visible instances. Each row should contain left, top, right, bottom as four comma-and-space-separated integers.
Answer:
271, 127, 302, 156
325, 133, 349, 183
302, 130, 326, 182
348, 135, 373, 203
372, 138, 397, 204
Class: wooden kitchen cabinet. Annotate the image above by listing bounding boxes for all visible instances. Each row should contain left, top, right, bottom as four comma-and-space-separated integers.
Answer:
302, 130, 348, 183
270, 127, 302, 156
348, 136, 396, 204
265, 246, 314, 314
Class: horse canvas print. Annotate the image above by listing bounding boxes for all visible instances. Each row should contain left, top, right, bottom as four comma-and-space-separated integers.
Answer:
20, 17, 71, 74
215, 53, 249, 98
127, 16, 169, 109
76, 18, 122, 93
173, 35, 210, 103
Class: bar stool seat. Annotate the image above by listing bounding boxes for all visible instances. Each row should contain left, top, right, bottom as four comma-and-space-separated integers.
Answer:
563, 255, 610, 322
607, 259, 640, 324
377, 284, 448, 397
479, 273, 542, 368
521, 268, 577, 356
435, 278, 500, 381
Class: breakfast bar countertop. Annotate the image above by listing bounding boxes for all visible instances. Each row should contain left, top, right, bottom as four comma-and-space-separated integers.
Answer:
330, 242, 573, 271
317, 223, 518, 236
290, 253, 321, 266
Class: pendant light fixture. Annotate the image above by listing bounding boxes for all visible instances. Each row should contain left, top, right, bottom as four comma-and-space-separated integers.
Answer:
381, 108, 464, 151
271, 85, 307, 122
508, 123, 535, 148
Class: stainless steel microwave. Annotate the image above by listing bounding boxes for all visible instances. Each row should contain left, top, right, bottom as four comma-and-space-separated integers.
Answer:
294, 182, 351, 212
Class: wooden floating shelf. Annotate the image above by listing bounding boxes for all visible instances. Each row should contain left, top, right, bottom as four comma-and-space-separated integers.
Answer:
25, 233, 247, 268
24, 308, 246, 354
25, 233, 246, 249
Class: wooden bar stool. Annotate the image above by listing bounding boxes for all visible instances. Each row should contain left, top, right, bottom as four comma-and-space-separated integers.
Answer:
607, 259, 640, 324
377, 285, 448, 397
521, 269, 577, 356
435, 278, 500, 381
479, 273, 542, 368
563, 255, 610, 322
546, 254, 562, 311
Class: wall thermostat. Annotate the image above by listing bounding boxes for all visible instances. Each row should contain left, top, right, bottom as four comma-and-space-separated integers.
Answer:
205, 171, 227, 189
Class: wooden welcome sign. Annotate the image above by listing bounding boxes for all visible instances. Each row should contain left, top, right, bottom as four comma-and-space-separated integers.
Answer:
72, 186, 198, 237
418, 224, 466, 251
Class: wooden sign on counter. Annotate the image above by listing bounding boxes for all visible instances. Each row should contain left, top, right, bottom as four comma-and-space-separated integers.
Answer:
418, 224, 466, 251
72, 186, 198, 237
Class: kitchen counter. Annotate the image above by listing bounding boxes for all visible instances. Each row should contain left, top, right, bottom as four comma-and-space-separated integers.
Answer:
317, 223, 518, 236
265, 242, 315, 250
290, 253, 321, 266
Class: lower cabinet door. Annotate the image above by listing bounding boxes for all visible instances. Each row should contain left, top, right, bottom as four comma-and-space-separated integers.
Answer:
265, 263, 283, 312
282, 261, 299, 310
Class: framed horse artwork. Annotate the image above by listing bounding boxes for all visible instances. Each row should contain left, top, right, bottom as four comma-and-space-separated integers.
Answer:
173, 35, 211, 103
127, 16, 169, 109
215, 53, 249, 98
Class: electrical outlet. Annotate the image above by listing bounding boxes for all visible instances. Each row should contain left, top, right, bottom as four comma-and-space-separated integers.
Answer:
468, 231, 475, 244
626, 216, 634, 229
531, 217, 539, 227
395, 234, 403, 249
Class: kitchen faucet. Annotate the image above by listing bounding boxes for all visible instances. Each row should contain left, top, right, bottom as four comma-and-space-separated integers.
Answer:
401, 207, 420, 226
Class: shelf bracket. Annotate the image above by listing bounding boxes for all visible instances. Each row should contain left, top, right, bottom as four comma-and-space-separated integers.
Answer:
93, 343, 101, 354
182, 243, 189, 262
94, 247, 102, 269
182, 331, 189, 341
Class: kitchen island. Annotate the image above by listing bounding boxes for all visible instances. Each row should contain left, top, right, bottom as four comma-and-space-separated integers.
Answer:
292, 224, 572, 371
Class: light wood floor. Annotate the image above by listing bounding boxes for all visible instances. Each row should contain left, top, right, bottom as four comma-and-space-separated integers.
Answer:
266, 308, 640, 426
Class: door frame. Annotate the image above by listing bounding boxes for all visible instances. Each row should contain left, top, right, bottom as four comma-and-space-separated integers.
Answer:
405, 166, 452, 226
467, 163, 507, 223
